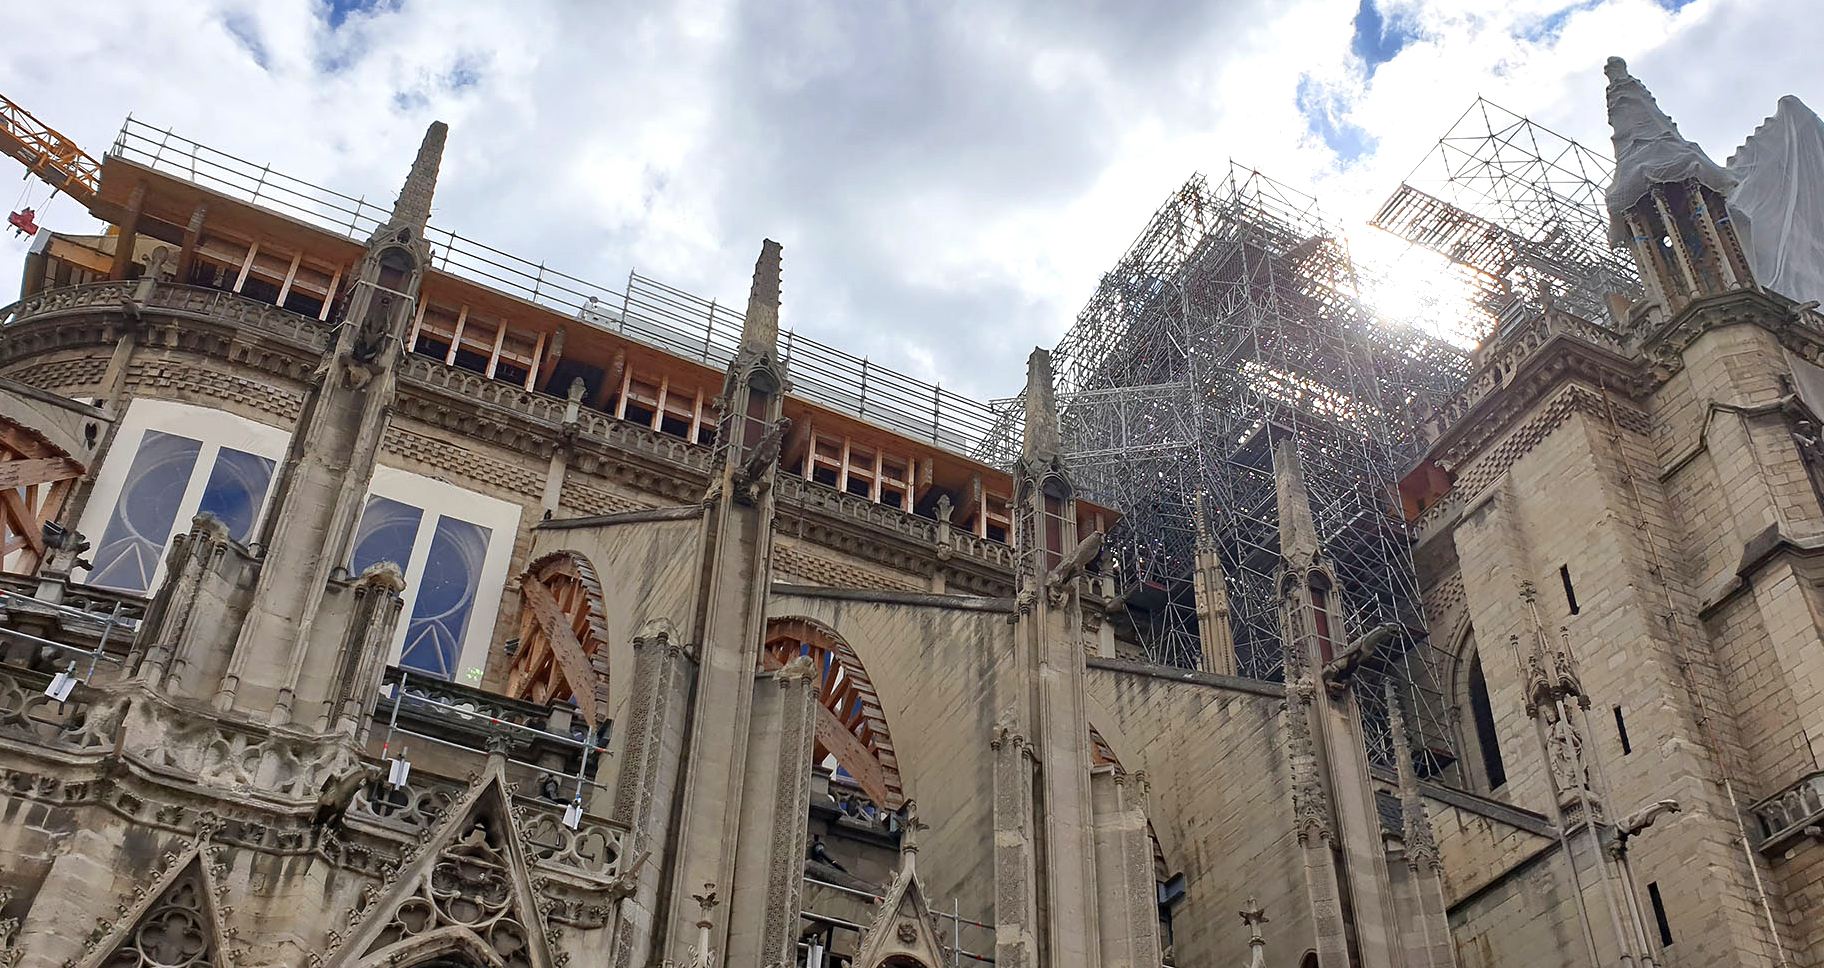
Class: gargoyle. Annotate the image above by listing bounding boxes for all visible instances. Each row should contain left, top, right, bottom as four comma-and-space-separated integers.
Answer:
1322, 622, 1400, 696
1046, 530, 1104, 591
313, 764, 379, 829
733, 416, 792, 503
1616, 798, 1680, 841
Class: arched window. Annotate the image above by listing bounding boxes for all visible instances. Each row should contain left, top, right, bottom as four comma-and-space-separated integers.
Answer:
1467, 649, 1506, 790
763, 618, 904, 809
505, 551, 612, 729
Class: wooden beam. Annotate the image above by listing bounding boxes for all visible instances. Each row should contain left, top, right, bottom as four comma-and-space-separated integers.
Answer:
174, 203, 206, 282
108, 181, 147, 281
445, 305, 469, 365
0, 456, 82, 490
1, 490, 43, 555
914, 456, 935, 502
485, 320, 507, 378
536, 325, 565, 387
275, 251, 302, 307
870, 448, 884, 502
761, 651, 897, 808
688, 389, 705, 443
406, 298, 427, 350
517, 575, 602, 728
837, 438, 853, 494
232, 239, 259, 294
319, 264, 342, 322
592, 349, 626, 412
960, 474, 983, 536
652, 375, 669, 431
524, 330, 546, 391
613, 364, 632, 420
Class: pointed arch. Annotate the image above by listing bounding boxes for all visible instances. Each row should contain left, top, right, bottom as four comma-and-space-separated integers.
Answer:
853, 864, 948, 968
763, 616, 904, 809
505, 550, 612, 729
327, 765, 558, 968
75, 847, 231, 968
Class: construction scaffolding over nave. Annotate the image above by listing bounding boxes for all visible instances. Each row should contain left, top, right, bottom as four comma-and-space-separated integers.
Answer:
1, 53, 1823, 968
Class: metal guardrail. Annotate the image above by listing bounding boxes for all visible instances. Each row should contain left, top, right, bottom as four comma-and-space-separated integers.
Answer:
109, 118, 1006, 459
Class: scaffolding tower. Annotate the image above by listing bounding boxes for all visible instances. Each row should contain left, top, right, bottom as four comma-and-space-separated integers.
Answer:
1370, 98, 1641, 342
982, 165, 1471, 770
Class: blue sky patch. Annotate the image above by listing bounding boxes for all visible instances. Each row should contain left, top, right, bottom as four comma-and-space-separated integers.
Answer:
221, 12, 269, 71
324, 0, 397, 31
1351, 0, 1418, 77
1296, 75, 1376, 161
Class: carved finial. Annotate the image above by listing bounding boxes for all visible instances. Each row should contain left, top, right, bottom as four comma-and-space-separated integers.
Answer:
742, 239, 783, 352
1271, 437, 1321, 565
935, 493, 954, 525
390, 121, 448, 231
1021, 347, 1062, 464
899, 799, 926, 858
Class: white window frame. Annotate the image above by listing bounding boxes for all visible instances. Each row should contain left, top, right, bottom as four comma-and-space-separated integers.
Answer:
76, 398, 519, 682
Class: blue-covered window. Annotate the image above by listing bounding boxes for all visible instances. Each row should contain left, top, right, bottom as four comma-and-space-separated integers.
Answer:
89, 431, 203, 592
400, 516, 491, 680
350, 495, 492, 681
350, 495, 423, 577
196, 447, 275, 542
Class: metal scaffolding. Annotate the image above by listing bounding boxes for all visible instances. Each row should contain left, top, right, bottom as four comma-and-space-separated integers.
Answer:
1370, 98, 1641, 342
980, 164, 1470, 769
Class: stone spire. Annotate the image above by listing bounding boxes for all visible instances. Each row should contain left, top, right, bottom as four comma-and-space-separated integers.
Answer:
741, 239, 782, 352
389, 121, 448, 232
1021, 347, 1062, 465
1272, 436, 1321, 567
1603, 57, 1733, 242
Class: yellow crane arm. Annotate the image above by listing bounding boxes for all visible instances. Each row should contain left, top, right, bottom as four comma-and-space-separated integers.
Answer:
0, 93, 101, 207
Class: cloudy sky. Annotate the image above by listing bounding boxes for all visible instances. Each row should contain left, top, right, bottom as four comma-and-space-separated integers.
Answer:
2, 0, 1818, 400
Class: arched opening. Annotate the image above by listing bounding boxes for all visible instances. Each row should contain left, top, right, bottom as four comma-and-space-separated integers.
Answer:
763, 617, 905, 810
1301, 952, 1319, 968
505, 551, 612, 730
1458, 630, 1507, 793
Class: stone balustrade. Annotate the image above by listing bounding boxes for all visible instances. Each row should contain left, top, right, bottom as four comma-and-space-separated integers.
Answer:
350, 767, 627, 881
1425, 309, 1628, 442
1750, 771, 1824, 852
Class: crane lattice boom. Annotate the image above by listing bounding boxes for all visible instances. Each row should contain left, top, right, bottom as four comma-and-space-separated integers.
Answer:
0, 94, 101, 206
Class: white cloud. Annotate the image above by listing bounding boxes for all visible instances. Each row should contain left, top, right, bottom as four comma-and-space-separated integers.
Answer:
2, 0, 1819, 399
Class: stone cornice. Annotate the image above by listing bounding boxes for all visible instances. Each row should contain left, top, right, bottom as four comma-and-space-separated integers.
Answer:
1419, 291, 1824, 483
0, 281, 1020, 593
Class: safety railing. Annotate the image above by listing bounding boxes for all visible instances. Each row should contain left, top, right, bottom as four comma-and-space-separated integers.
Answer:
108, 117, 1007, 459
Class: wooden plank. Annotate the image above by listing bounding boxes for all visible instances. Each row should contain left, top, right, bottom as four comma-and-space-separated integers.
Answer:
0, 490, 43, 554
485, 319, 507, 378
613, 365, 632, 420
445, 305, 469, 365
319, 264, 342, 322
837, 438, 852, 493
870, 448, 884, 502
524, 330, 545, 391
275, 251, 302, 306
688, 389, 705, 443
0, 456, 82, 489
652, 375, 669, 431
232, 239, 259, 294
407, 298, 428, 349
517, 575, 602, 728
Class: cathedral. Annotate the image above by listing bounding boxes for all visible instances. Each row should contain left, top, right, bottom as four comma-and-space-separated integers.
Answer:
0, 55, 1820, 968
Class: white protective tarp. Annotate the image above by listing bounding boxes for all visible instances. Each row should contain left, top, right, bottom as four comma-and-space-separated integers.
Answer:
1603, 57, 1736, 244
1727, 96, 1824, 307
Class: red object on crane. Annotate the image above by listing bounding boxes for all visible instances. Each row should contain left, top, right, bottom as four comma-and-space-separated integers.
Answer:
7, 206, 36, 237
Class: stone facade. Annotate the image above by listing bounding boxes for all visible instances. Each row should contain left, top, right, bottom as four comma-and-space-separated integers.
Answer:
1, 55, 1821, 968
